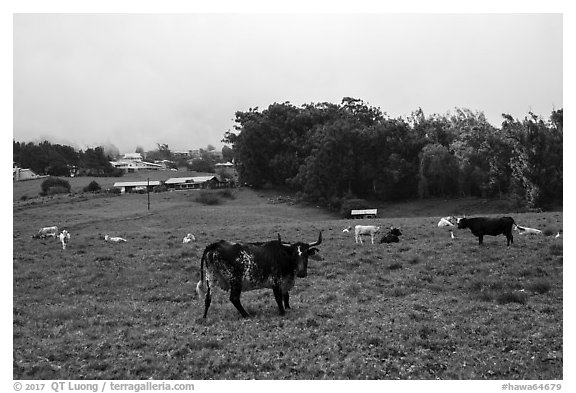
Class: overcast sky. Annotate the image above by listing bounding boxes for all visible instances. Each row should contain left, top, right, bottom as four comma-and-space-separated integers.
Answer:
13, 13, 562, 154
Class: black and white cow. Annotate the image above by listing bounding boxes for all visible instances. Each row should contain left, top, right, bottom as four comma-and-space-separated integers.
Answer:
380, 227, 402, 243
456, 216, 516, 246
195, 232, 322, 318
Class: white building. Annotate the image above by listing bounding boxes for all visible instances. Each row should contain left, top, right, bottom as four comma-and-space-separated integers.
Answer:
110, 153, 163, 173
13, 163, 44, 181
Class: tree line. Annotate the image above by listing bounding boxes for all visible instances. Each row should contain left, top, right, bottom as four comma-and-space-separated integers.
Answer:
224, 97, 562, 210
13, 140, 235, 177
13, 141, 121, 177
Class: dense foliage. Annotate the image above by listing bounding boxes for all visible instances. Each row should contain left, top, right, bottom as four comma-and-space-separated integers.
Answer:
40, 177, 71, 196
224, 98, 562, 209
13, 141, 121, 177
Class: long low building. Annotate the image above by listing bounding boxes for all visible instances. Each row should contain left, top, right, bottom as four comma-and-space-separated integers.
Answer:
164, 176, 221, 190
113, 180, 161, 193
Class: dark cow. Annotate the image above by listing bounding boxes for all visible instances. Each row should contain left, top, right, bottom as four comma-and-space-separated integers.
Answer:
456, 216, 516, 246
380, 227, 402, 243
195, 232, 322, 318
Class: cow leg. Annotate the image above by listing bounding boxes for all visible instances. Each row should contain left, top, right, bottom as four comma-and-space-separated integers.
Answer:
507, 233, 513, 246
283, 292, 290, 310
202, 283, 212, 319
371, 235, 375, 244
478, 235, 483, 245
229, 284, 249, 318
272, 286, 286, 316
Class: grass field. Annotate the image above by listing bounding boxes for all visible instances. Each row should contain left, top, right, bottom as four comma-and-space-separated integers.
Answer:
12, 180, 563, 380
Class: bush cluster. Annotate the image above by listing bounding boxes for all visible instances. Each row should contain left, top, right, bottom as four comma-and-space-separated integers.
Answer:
83, 180, 101, 193
40, 177, 71, 196
195, 191, 222, 205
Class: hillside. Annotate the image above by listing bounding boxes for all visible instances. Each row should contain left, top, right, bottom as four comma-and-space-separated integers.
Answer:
13, 171, 559, 220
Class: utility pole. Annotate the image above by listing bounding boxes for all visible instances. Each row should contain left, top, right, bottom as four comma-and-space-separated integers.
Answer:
147, 177, 150, 210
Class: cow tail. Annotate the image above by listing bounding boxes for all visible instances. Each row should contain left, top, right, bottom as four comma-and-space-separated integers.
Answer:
195, 246, 210, 300
196, 244, 217, 300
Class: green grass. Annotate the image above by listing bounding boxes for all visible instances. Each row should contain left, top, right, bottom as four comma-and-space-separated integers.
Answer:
12, 187, 563, 379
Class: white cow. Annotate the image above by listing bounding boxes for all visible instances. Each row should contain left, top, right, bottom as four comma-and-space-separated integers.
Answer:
514, 225, 543, 235
59, 230, 70, 250
183, 233, 196, 243
438, 216, 457, 239
437, 216, 456, 227
105, 235, 127, 242
33, 226, 59, 239
354, 225, 381, 244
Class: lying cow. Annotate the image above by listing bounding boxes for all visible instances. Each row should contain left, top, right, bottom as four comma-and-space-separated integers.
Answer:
353, 225, 380, 244
32, 226, 59, 239
183, 233, 196, 243
196, 232, 322, 318
456, 216, 516, 246
104, 235, 127, 242
380, 227, 402, 243
515, 225, 543, 235
59, 230, 70, 250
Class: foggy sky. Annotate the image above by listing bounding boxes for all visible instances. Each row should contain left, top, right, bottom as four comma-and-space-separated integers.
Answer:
13, 13, 563, 154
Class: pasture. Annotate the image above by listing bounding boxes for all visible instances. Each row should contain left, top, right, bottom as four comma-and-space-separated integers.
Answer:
13, 185, 563, 379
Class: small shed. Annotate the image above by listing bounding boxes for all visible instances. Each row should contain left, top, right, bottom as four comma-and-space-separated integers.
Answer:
351, 209, 378, 219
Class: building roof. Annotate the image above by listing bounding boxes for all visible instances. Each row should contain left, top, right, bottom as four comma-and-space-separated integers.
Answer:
113, 181, 161, 187
122, 153, 143, 160
164, 176, 218, 185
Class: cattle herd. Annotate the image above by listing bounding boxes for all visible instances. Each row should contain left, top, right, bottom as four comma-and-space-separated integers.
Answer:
31, 214, 555, 319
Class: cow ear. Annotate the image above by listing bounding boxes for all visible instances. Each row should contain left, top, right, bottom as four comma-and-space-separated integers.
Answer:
308, 247, 319, 255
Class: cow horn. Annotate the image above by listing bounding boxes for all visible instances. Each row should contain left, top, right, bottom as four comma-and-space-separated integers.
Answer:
309, 231, 322, 247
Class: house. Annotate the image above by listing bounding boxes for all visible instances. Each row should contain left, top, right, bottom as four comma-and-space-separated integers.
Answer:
164, 176, 222, 190
215, 161, 237, 180
13, 163, 44, 181
110, 153, 163, 173
112, 180, 161, 194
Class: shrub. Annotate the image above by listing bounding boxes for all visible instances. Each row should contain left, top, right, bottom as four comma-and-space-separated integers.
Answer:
196, 191, 221, 205
83, 180, 101, 193
153, 184, 168, 193
105, 187, 122, 195
217, 189, 235, 199
40, 177, 71, 195
47, 186, 70, 196
20, 195, 28, 201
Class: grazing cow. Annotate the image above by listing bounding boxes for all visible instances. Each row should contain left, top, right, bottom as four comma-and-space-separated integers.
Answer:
183, 233, 196, 243
59, 230, 70, 250
104, 235, 127, 242
380, 227, 402, 243
515, 225, 543, 235
437, 216, 456, 227
195, 232, 322, 318
354, 225, 381, 244
32, 226, 59, 239
438, 217, 457, 239
456, 216, 516, 246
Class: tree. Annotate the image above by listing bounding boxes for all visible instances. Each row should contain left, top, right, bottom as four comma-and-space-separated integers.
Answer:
221, 145, 234, 162
418, 144, 459, 198
503, 111, 563, 208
